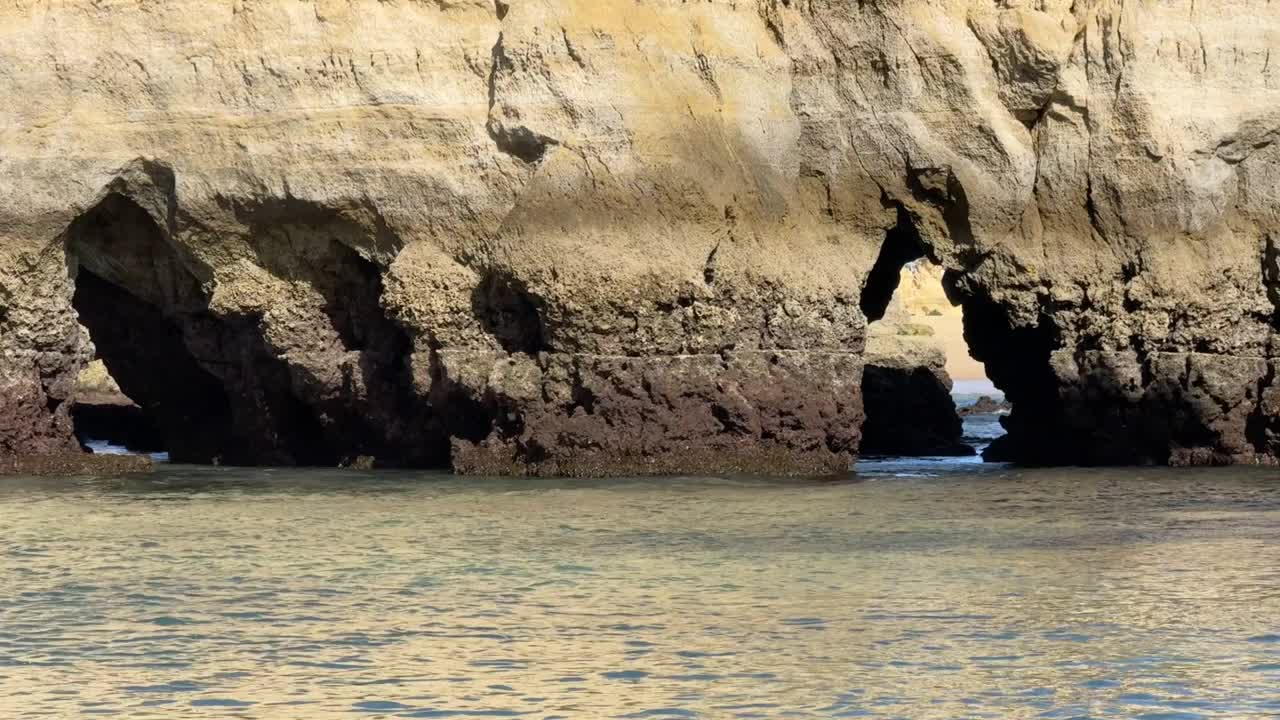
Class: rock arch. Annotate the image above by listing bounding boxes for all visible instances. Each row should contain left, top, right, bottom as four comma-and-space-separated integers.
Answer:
54, 176, 446, 469
857, 209, 974, 459
66, 192, 236, 463
3, 1, 1280, 475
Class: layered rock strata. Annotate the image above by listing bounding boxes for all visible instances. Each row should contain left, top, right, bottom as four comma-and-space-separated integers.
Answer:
2, 1, 1279, 473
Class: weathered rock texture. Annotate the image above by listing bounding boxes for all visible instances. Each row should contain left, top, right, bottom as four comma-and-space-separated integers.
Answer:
2, 1, 1279, 472
861, 334, 972, 457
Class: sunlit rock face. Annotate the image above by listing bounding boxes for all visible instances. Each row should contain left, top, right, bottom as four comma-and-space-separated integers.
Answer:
1, 1, 1278, 473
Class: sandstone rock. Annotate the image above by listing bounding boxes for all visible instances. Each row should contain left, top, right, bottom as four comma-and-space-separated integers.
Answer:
76, 360, 130, 406
861, 334, 973, 457
1, 1, 1278, 473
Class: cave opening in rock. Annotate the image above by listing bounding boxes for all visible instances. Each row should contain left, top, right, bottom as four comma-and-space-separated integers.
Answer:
70, 355, 166, 460
65, 193, 236, 464
857, 209, 1008, 461
472, 272, 548, 355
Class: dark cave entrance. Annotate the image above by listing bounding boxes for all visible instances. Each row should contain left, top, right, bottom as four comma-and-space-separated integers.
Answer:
66, 193, 236, 464
61, 190, 454, 470
856, 207, 1009, 461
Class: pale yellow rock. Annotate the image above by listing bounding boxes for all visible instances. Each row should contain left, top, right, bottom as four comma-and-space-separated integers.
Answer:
873, 261, 988, 382
1, 0, 1278, 468
76, 360, 127, 403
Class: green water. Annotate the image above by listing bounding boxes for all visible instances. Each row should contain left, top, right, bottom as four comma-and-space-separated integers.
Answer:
1, 466, 1278, 718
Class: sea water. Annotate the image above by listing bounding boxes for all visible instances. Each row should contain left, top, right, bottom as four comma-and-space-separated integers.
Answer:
1, 463, 1277, 718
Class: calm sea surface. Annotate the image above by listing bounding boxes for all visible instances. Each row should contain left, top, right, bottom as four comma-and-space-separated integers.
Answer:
2, 464, 1278, 719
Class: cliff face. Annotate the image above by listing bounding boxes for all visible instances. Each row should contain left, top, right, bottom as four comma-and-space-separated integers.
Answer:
1, 1, 1278, 472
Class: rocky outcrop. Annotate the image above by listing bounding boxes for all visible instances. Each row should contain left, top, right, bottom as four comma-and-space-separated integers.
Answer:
959, 396, 1012, 417
2, 1, 1279, 473
861, 334, 972, 457
0, 453, 153, 477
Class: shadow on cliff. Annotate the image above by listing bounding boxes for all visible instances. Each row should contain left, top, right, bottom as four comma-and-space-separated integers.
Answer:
231, 197, 439, 467
470, 272, 548, 355
858, 204, 974, 458
64, 190, 450, 469
66, 192, 239, 463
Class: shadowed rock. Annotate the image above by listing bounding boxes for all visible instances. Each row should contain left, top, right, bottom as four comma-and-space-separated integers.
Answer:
1, 2, 1279, 473
859, 336, 973, 458
958, 396, 1012, 417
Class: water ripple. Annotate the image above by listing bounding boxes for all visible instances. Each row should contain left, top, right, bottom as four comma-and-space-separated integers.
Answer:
0, 466, 1277, 718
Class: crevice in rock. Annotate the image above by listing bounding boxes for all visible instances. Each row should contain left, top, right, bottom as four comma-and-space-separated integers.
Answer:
310, 241, 402, 362
330, 262, 442, 468
1084, 174, 1104, 237
472, 272, 548, 355
424, 348, 523, 472
1263, 234, 1280, 326
491, 123, 556, 164
1246, 362, 1276, 457
860, 203, 926, 322
956, 284, 1061, 464
231, 197, 442, 468
703, 241, 720, 285
562, 28, 587, 69
907, 166, 974, 248
209, 316, 340, 467
1017, 99, 1055, 132
571, 380, 597, 415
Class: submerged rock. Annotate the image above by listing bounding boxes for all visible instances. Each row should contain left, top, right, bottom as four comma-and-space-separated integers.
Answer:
1, 2, 1279, 473
959, 397, 1013, 417
0, 452, 153, 477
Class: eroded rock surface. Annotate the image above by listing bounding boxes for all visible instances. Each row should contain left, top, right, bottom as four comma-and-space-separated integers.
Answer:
2, 1, 1279, 473
861, 334, 972, 457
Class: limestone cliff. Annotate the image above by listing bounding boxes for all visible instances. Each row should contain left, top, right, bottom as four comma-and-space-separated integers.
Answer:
1, 0, 1278, 473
